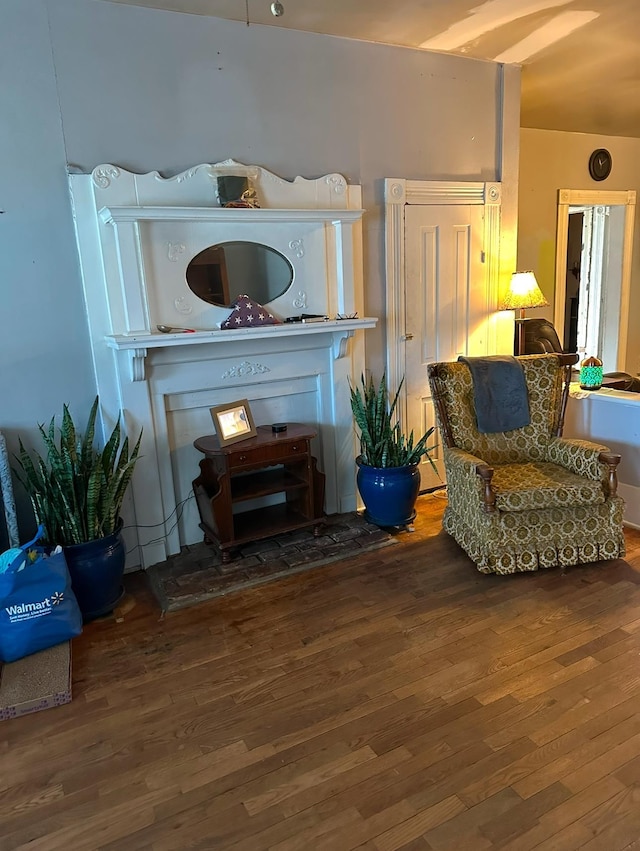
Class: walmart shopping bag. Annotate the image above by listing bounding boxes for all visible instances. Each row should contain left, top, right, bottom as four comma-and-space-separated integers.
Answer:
0, 527, 82, 663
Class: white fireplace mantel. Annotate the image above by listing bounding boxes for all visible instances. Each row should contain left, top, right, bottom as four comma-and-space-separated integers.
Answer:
108, 316, 375, 353
107, 319, 377, 382
70, 159, 375, 569
99, 207, 364, 225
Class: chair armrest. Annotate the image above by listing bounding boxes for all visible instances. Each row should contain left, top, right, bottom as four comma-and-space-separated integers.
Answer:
546, 437, 621, 496
445, 448, 496, 514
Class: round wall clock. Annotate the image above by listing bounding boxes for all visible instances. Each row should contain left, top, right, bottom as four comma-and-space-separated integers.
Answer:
588, 148, 612, 181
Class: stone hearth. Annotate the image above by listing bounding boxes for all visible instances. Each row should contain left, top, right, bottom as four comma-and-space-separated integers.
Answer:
147, 511, 398, 612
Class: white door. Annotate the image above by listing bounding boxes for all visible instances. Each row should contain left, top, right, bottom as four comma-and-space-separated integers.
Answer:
403, 203, 488, 490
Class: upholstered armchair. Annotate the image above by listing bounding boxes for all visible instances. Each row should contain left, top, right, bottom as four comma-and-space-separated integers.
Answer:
427, 354, 625, 575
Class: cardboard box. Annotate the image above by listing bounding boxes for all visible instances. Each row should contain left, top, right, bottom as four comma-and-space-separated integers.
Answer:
0, 641, 72, 720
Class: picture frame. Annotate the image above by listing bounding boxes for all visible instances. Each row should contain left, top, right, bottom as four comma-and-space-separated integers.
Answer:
209, 399, 257, 447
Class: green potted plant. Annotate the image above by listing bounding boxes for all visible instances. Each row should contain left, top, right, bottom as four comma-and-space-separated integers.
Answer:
350, 373, 437, 527
14, 397, 142, 620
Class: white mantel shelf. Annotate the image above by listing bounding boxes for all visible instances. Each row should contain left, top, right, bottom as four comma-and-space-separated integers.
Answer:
99, 206, 364, 225
106, 317, 377, 350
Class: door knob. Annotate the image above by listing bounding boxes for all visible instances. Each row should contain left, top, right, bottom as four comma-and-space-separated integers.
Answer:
403, 333, 414, 341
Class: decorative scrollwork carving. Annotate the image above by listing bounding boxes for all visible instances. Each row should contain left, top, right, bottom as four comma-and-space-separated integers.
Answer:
130, 348, 147, 382
333, 331, 353, 360
292, 291, 308, 309
289, 239, 305, 258
153, 165, 210, 184
326, 174, 347, 195
175, 169, 198, 183
173, 296, 192, 315
92, 166, 121, 189
388, 182, 405, 203
222, 361, 271, 379
167, 242, 186, 262
487, 184, 501, 203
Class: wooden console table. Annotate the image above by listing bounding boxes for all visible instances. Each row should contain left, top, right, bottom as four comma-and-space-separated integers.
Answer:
193, 424, 325, 562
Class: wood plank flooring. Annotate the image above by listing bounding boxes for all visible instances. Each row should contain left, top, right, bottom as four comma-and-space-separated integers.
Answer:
3, 494, 640, 850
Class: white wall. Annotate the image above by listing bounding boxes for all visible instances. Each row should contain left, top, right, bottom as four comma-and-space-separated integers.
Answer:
518, 128, 640, 373
0, 0, 98, 539
1, 0, 519, 540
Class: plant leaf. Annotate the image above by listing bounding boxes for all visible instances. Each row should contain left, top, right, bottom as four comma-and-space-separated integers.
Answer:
13, 398, 141, 545
349, 373, 437, 469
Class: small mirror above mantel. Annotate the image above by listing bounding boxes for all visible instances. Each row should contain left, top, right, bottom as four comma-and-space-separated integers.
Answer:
186, 241, 294, 308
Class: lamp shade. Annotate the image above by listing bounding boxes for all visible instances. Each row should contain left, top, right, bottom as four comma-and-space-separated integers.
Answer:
500, 271, 549, 311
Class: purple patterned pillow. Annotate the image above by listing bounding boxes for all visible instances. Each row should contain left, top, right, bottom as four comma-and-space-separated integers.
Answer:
220, 294, 281, 329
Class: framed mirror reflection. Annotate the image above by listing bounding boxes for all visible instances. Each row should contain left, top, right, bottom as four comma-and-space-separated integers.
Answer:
554, 189, 636, 372
186, 241, 294, 308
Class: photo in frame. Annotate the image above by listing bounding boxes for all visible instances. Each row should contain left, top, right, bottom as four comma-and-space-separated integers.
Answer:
209, 399, 257, 447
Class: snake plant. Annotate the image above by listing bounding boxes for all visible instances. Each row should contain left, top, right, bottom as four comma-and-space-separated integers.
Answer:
349, 373, 437, 469
14, 397, 142, 546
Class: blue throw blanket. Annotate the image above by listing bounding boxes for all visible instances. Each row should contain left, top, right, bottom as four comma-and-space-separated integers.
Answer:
458, 355, 530, 434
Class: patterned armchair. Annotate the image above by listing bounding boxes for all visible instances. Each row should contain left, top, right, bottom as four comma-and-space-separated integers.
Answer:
427, 354, 625, 575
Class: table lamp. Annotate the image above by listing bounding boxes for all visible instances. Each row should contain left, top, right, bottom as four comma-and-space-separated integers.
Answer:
499, 271, 549, 355
579, 355, 603, 390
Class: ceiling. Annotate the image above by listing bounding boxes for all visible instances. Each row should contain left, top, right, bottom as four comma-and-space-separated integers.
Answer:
102, 0, 640, 138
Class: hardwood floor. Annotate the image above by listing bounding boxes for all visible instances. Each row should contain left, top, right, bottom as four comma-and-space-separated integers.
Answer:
3, 494, 640, 850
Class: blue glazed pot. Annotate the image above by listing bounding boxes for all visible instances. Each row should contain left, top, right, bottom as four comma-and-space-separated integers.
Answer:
64, 521, 126, 621
356, 457, 421, 527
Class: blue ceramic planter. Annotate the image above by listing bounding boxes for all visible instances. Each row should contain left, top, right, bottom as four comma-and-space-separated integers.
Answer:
356, 457, 421, 527
64, 521, 126, 621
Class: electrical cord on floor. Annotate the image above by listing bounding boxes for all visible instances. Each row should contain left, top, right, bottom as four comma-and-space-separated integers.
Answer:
122, 482, 448, 559
123, 493, 195, 556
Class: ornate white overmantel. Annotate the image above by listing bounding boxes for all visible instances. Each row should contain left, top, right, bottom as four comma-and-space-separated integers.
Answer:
69, 160, 376, 569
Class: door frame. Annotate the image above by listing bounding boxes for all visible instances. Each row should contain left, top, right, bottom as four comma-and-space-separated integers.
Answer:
384, 179, 502, 421
554, 188, 636, 370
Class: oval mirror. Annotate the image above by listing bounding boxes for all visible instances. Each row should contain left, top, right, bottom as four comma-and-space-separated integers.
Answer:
185, 241, 293, 308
